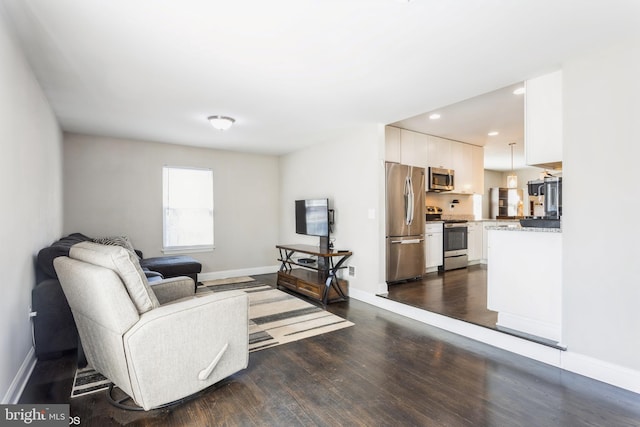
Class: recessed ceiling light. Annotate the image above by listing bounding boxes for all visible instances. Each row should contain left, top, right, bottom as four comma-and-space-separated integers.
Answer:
513, 87, 525, 95
429, 113, 441, 120
488, 131, 499, 136
208, 115, 235, 131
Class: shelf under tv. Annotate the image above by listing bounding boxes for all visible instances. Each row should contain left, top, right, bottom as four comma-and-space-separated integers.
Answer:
275, 244, 352, 306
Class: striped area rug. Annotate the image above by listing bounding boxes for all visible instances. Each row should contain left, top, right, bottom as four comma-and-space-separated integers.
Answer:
203, 279, 354, 352
71, 277, 353, 398
71, 366, 113, 398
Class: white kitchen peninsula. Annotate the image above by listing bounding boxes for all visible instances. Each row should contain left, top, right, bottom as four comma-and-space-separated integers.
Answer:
487, 226, 563, 346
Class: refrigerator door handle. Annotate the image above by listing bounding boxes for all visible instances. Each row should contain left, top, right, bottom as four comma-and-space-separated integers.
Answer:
391, 238, 423, 244
404, 174, 414, 225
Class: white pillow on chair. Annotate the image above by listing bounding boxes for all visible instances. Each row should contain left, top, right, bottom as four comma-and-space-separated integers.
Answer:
69, 241, 160, 313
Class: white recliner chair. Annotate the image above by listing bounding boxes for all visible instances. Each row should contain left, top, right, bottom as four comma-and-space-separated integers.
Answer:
54, 241, 248, 410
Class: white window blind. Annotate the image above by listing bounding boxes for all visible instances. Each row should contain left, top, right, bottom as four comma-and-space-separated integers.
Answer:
162, 166, 214, 252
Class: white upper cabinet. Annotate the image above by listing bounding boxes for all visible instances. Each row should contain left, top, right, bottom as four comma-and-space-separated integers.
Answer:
400, 129, 428, 168
471, 145, 484, 194
448, 141, 484, 194
385, 126, 484, 194
385, 126, 401, 163
525, 70, 563, 169
451, 142, 472, 193
426, 135, 452, 169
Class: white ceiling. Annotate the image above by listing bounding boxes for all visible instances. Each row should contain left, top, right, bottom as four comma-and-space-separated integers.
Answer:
392, 82, 525, 171
2, 0, 640, 169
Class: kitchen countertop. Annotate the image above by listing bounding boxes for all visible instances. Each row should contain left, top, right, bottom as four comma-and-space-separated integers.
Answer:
477, 218, 521, 222
487, 225, 561, 233
426, 219, 522, 223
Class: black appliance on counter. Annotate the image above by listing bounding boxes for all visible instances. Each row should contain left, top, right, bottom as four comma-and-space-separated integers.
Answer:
426, 205, 443, 221
522, 176, 562, 228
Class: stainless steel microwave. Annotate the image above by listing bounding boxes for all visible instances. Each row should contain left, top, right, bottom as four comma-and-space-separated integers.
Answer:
428, 167, 454, 192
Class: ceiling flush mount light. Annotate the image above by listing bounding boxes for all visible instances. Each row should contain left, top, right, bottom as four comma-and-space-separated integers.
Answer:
507, 142, 518, 188
429, 113, 441, 120
513, 87, 526, 95
488, 131, 499, 136
208, 115, 235, 131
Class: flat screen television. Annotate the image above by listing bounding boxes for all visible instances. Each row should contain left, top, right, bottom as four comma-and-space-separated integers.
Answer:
295, 198, 333, 253
295, 198, 329, 237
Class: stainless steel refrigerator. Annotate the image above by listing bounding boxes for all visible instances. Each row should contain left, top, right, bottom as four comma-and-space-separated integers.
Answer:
385, 162, 425, 283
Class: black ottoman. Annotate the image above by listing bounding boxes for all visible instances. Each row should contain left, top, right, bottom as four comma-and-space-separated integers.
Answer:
140, 255, 202, 284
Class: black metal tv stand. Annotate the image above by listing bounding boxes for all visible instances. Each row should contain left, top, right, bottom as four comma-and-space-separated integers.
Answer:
276, 244, 352, 306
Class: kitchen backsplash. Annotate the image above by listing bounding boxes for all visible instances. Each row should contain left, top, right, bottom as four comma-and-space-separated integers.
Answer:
441, 213, 476, 221
425, 192, 476, 219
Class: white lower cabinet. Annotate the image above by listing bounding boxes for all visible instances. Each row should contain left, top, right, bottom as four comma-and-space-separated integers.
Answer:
482, 221, 496, 263
467, 222, 482, 263
425, 222, 443, 271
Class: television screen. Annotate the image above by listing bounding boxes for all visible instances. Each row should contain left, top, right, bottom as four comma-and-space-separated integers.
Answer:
295, 199, 329, 237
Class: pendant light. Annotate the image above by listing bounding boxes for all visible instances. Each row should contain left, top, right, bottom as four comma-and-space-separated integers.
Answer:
507, 142, 518, 188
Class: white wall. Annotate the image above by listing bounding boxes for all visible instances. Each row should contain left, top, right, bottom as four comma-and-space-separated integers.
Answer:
63, 133, 279, 275
279, 125, 385, 294
0, 11, 62, 402
562, 40, 640, 373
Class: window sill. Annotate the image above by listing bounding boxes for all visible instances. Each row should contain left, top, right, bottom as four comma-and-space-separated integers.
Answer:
162, 246, 214, 255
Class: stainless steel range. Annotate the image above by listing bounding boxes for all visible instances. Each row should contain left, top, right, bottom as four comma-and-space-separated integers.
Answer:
442, 220, 468, 271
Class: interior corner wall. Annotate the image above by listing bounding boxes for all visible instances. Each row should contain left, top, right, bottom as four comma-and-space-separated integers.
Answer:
0, 11, 62, 402
62, 133, 279, 275
279, 125, 385, 295
562, 40, 640, 372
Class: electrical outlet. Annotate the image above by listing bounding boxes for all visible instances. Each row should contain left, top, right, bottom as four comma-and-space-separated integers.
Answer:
348, 265, 356, 278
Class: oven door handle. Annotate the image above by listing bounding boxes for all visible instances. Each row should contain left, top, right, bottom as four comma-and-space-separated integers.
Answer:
444, 224, 468, 230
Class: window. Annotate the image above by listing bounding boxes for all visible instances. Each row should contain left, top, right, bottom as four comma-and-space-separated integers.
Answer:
162, 166, 214, 252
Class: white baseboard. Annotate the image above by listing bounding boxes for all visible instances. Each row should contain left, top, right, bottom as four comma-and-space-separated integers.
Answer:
198, 265, 280, 282
561, 351, 640, 394
349, 288, 640, 395
2, 347, 36, 404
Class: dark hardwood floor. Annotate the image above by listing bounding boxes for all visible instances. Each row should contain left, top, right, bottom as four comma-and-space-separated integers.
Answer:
19, 273, 640, 426
385, 265, 498, 330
